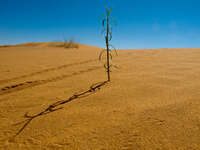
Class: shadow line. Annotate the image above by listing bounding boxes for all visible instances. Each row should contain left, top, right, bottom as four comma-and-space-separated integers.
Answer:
0, 66, 102, 96
13, 80, 109, 138
0, 59, 97, 84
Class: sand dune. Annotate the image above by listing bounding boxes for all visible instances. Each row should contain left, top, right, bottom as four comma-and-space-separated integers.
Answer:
0, 44, 199, 149
0, 42, 89, 48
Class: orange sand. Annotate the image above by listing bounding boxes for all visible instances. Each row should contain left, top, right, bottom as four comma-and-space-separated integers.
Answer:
0, 43, 199, 149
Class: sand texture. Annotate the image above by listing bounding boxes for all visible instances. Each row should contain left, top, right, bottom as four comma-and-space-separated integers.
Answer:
0, 44, 200, 150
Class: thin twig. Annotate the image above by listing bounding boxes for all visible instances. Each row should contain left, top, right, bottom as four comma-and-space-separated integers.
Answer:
13, 80, 108, 138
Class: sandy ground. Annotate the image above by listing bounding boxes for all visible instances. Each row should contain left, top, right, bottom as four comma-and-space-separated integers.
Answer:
0, 44, 199, 150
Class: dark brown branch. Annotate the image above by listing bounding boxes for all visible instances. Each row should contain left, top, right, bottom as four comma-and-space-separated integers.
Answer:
13, 80, 108, 138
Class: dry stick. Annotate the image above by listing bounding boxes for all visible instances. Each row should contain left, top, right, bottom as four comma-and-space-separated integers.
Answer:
14, 80, 108, 138
106, 10, 111, 81
100, 8, 117, 82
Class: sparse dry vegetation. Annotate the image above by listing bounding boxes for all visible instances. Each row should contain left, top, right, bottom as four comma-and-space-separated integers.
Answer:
56, 39, 79, 49
63, 40, 79, 49
100, 7, 117, 81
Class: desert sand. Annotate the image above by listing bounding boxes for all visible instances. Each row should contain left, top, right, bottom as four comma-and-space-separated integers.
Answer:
0, 43, 199, 150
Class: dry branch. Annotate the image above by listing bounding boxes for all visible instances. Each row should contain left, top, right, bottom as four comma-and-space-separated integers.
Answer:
13, 80, 108, 138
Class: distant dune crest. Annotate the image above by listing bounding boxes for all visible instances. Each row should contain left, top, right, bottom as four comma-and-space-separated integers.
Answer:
0, 42, 97, 49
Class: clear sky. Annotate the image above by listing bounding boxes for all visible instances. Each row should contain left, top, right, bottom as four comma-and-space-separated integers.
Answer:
0, 0, 200, 49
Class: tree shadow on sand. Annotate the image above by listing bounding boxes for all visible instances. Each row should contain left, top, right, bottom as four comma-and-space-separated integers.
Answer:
13, 80, 108, 138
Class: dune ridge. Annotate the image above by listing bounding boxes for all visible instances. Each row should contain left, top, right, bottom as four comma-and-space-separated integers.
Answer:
0, 42, 99, 49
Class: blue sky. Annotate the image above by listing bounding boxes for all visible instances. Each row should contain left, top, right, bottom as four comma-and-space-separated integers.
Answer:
0, 0, 200, 49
